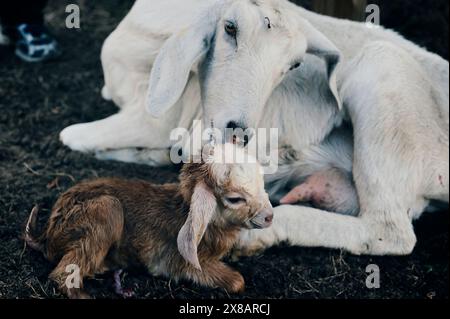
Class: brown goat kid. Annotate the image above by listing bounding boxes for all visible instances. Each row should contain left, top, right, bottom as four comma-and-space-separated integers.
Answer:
25, 144, 274, 299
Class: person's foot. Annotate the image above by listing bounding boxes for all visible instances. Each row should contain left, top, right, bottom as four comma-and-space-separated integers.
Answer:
14, 24, 60, 62
0, 25, 11, 46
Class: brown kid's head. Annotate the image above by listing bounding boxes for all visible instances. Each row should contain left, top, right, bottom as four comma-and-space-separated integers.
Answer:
178, 143, 273, 270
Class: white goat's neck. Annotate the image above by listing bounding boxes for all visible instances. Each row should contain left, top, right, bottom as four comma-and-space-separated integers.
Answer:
258, 72, 344, 150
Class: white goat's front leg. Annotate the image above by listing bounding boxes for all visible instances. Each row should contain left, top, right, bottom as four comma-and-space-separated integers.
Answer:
95, 148, 172, 167
60, 105, 175, 154
235, 202, 417, 257
235, 205, 370, 257
61, 113, 145, 153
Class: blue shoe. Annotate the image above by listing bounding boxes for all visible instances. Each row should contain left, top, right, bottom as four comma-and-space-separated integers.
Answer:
15, 24, 61, 62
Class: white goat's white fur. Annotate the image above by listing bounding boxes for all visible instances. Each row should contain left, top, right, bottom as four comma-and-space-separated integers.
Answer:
60, 0, 449, 256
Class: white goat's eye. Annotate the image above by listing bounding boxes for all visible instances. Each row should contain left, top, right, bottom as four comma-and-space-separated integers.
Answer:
224, 21, 237, 38
289, 62, 302, 71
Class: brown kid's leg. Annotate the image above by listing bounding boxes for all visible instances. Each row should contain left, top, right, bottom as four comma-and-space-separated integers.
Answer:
48, 195, 124, 299
187, 261, 245, 294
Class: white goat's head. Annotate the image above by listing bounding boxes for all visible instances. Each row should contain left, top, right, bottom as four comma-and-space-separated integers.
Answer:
147, 0, 341, 133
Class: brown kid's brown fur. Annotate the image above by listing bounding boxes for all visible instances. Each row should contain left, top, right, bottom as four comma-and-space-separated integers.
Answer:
25, 151, 273, 299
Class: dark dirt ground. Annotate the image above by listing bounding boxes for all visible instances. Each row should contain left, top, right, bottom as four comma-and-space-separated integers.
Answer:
0, 0, 448, 299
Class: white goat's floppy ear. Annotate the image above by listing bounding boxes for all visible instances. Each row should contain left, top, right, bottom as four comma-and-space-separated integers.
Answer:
177, 181, 217, 270
301, 20, 342, 110
146, 4, 223, 118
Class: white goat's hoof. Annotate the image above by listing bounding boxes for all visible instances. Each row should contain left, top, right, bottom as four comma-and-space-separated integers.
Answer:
60, 124, 99, 153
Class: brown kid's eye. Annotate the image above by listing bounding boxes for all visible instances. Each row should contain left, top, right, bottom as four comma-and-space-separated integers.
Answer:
225, 196, 246, 205
225, 21, 237, 38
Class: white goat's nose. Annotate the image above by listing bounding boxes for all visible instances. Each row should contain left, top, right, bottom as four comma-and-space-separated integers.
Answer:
226, 121, 246, 130
225, 121, 252, 146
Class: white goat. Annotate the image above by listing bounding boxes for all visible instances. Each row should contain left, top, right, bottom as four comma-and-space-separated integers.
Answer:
60, 0, 449, 256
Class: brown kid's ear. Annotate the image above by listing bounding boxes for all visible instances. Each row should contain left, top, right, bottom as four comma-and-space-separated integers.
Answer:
177, 181, 217, 270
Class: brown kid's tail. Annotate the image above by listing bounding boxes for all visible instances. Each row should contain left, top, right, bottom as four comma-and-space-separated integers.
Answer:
24, 205, 44, 252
